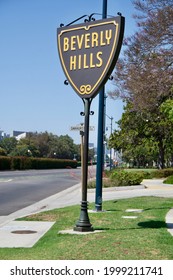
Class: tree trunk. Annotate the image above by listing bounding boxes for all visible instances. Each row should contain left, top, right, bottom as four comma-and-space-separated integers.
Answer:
158, 139, 165, 169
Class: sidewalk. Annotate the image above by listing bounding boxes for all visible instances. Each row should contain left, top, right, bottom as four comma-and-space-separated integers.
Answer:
0, 179, 173, 248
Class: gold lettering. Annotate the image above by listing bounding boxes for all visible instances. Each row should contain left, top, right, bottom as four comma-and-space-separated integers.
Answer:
96, 51, 103, 67
70, 55, 76, 70
69, 53, 103, 70
85, 33, 90, 48
63, 37, 69, 51
78, 54, 82, 69
90, 53, 95, 68
77, 34, 84, 49
71, 36, 76, 50
105, 29, 112, 45
83, 54, 89, 68
64, 29, 112, 52
100, 31, 106, 46
92, 32, 99, 47
66, 27, 112, 70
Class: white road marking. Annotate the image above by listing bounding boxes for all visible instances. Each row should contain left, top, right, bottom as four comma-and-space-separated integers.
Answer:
0, 179, 13, 183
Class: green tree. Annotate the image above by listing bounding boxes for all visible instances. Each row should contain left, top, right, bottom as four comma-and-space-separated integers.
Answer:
33, 131, 51, 157
109, 0, 173, 168
0, 132, 82, 160
23, 132, 80, 160
160, 91, 173, 121
49, 135, 76, 159
10, 144, 32, 157
16, 137, 40, 157
0, 137, 17, 155
109, 103, 173, 168
0, 147, 7, 156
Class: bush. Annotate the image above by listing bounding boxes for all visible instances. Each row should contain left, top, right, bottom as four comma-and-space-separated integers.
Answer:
0, 156, 11, 170
0, 156, 77, 170
110, 170, 144, 186
87, 178, 114, 189
11, 156, 32, 170
150, 168, 173, 178
87, 170, 144, 188
30, 158, 77, 169
136, 170, 153, 179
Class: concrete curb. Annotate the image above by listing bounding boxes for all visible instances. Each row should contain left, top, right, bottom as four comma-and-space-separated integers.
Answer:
165, 208, 173, 236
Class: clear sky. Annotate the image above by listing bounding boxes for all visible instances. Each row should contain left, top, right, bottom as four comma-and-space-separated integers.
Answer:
0, 0, 136, 145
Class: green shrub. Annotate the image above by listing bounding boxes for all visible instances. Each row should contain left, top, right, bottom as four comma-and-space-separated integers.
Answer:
11, 156, 32, 170
87, 170, 144, 188
137, 171, 153, 179
87, 179, 96, 189
0, 156, 77, 170
150, 168, 173, 178
110, 170, 144, 186
104, 168, 152, 179
30, 158, 77, 169
87, 178, 114, 189
0, 156, 11, 170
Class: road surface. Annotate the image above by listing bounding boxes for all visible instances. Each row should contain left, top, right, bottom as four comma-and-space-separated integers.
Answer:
0, 169, 82, 215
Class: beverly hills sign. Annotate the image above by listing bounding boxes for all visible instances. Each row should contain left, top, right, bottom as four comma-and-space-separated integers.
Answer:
57, 14, 125, 232
57, 16, 124, 99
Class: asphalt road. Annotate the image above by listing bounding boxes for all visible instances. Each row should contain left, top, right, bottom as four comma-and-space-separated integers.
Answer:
0, 169, 81, 215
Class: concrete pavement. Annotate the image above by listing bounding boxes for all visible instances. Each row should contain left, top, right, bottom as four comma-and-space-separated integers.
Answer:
0, 178, 173, 248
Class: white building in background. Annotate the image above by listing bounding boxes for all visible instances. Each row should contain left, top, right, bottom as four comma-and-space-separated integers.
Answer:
0, 130, 29, 142
13, 130, 28, 140
0, 130, 10, 141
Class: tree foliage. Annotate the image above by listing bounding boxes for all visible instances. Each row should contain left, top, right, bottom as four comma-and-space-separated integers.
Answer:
0, 137, 17, 154
160, 88, 173, 121
109, 103, 173, 168
109, 0, 173, 168
0, 132, 95, 161
110, 0, 173, 111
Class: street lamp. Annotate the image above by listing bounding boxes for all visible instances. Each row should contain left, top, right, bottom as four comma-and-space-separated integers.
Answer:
74, 98, 93, 232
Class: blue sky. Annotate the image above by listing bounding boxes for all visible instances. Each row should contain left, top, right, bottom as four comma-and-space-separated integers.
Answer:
0, 0, 136, 145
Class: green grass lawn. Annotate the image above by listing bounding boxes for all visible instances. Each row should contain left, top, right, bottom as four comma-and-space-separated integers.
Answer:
164, 175, 173, 184
0, 196, 173, 260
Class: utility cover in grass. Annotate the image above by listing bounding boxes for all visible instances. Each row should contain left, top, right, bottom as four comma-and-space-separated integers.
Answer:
122, 216, 138, 219
125, 209, 143, 213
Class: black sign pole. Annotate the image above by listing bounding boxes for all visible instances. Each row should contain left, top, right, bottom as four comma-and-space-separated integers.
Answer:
74, 98, 93, 232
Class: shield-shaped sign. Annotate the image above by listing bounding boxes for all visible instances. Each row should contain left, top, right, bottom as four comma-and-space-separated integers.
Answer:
57, 16, 125, 99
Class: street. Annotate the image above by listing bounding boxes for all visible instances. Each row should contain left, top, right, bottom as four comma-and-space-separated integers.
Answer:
0, 169, 81, 215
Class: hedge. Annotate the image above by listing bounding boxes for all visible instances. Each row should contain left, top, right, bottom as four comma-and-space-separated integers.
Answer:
0, 156, 11, 170
149, 168, 173, 178
110, 170, 144, 186
0, 156, 77, 170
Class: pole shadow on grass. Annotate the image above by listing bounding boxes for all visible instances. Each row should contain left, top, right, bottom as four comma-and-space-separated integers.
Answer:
94, 220, 168, 231
138, 220, 167, 229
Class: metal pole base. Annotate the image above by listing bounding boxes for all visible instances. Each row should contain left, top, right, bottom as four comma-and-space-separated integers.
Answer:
74, 201, 93, 232
95, 204, 103, 212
